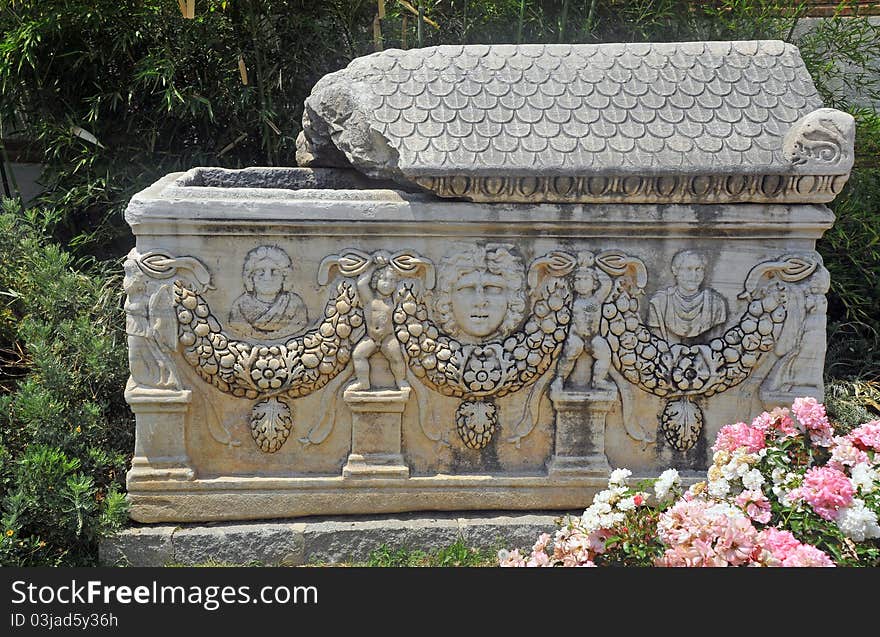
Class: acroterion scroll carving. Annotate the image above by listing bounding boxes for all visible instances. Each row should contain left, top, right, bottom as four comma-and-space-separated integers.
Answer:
783, 108, 855, 174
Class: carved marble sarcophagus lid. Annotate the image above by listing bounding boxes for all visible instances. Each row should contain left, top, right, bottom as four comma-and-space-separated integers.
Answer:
123, 42, 851, 522
298, 41, 854, 203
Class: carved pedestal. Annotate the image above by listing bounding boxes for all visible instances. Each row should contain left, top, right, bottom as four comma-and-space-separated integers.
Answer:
342, 387, 410, 479
125, 380, 194, 484
548, 387, 615, 477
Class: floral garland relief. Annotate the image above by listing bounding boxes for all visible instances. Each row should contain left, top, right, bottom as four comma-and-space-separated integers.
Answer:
132, 245, 824, 456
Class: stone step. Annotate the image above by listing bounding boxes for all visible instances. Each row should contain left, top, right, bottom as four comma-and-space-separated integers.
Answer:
99, 511, 573, 567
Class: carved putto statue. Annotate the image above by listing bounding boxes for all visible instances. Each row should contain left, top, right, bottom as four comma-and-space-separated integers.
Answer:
552, 251, 613, 392
349, 252, 409, 391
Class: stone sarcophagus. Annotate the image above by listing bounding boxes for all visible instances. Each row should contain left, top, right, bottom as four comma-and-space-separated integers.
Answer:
124, 42, 852, 522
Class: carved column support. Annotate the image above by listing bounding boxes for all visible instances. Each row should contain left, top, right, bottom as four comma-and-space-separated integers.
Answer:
548, 387, 615, 477
125, 379, 195, 485
342, 387, 411, 479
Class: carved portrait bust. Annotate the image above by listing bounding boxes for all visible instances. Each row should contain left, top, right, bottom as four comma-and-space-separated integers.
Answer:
434, 244, 525, 341
647, 250, 727, 341
228, 245, 308, 339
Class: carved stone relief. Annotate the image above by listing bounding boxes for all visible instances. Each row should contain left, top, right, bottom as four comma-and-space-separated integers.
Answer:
551, 251, 614, 393
148, 242, 827, 458
123, 249, 211, 390
434, 244, 525, 342
647, 250, 728, 342
761, 263, 830, 396
596, 252, 820, 450
349, 251, 433, 391
172, 251, 365, 452
397, 249, 574, 449
228, 245, 308, 339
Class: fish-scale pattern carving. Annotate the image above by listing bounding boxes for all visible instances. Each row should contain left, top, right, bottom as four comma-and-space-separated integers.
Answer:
303, 42, 823, 176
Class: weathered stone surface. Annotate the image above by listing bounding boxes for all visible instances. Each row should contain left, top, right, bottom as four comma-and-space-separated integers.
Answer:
298, 42, 855, 202
101, 514, 569, 565
302, 515, 463, 564
170, 523, 306, 566
121, 167, 833, 522
99, 525, 175, 567
121, 40, 841, 523
458, 513, 578, 552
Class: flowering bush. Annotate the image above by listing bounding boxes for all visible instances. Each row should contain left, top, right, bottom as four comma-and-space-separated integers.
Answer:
498, 398, 880, 567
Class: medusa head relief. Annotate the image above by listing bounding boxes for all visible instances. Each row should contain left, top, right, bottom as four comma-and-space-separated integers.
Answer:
433, 244, 526, 343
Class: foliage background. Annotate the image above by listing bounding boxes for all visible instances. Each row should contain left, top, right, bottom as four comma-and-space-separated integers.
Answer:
0, 0, 878, 565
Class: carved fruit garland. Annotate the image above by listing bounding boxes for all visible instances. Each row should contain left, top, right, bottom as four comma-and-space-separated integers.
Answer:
598, 254, 818, 451
393, 251, 575, 449
173, 279, 365, 452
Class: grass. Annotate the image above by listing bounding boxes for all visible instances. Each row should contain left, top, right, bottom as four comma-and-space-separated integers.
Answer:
359, 539, 501, 567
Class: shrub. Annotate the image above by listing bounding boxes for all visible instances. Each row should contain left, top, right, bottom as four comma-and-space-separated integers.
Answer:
499, 398, 880, 567
0, 199, 131, 566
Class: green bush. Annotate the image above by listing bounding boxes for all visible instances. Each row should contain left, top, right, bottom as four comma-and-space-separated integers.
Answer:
0, 199, 130, 566
819, 110, 880, 381
0, 0, 375, 254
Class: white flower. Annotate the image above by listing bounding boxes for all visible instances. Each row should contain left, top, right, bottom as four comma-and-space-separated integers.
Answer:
654, 468, 680, 500
721, 461, 738, 481
851, 463, 878, 494
608, 468, 632, 487
742, 468, 765, 491
771, 468, 786, 485
776, 488, 794, 507
707, 501, 741, 519
708, 478, 730, 498
836, 499, 880, 542
616, 497, 636, 512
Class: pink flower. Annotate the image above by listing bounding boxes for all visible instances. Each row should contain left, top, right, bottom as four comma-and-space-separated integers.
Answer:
735, 490, 772, 524
657, 500, 758, 567
781, 544, 835, 567
847, 420, 880, 453
829, 436, 870, 472
633, 494, 644, 506
789, 466, 854, 520
526, 551, 551, 567
751, 407, 798, 437
791, 397, 834, 447
713, 515, 758, 566
713, 422, 766, 454
532, 532, 551, 554
756, 528, 801, 561
754, 528, 835, 567
498, 549, 526, 567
